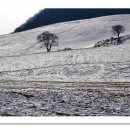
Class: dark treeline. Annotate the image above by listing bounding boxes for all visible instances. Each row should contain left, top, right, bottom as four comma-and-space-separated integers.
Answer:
14, 9, 130, 33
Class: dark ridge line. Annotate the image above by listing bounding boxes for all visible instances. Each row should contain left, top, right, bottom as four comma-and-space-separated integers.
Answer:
14, 8, 130, 33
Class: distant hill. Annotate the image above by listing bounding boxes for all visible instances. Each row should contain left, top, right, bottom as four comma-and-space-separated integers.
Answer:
14, 9, 130, 33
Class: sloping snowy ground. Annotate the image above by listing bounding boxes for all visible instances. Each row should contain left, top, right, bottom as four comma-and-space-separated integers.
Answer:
0, 14, 130, 82
0, 14, 130, 56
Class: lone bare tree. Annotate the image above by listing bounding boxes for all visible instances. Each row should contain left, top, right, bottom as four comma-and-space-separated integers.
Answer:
111, 25, 125, 42
37, 31, 59, 52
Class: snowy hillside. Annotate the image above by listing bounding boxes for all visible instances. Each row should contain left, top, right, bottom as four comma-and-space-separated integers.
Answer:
0, 14, 130, 82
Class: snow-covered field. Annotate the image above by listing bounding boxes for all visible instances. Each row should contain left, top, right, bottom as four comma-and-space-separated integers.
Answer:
0, 14, 130, 81
0, 14, 130, 116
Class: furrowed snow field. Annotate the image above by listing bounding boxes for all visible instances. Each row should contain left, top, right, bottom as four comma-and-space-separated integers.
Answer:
0, 15, 130, 81
0, 15, 130, 116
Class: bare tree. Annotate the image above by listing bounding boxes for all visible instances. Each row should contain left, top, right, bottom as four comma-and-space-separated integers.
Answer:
37, 31, 59, 52
111, 25, 125, 42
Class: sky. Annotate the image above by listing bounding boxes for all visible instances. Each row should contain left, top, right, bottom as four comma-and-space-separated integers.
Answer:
0, 0, 45, 35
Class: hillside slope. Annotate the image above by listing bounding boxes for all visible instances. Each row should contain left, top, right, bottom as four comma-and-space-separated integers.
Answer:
1, 14, 130, 56
0, 14, 130, 82
14, 9, 130, 33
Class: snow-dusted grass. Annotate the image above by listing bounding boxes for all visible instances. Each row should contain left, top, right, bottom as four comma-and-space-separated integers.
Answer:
1, 15, 130, 116
0, 44, 130, 82
0, 14, 130, 82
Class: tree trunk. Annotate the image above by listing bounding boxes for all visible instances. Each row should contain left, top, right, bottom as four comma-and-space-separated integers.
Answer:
46, 47, 50, 52
117, 33, 120, 44
118, 33, 120, 39
49, 44, 52, 51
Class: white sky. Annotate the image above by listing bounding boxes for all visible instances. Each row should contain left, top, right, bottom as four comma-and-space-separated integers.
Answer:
0, 0, 45, 35
0, 0, 130, 35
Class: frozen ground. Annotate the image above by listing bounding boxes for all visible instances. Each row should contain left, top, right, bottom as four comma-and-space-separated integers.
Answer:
0, 47, 130, 82
0, 15, 130, 116
0, 15, 130, 82
0, 81, 130, 116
